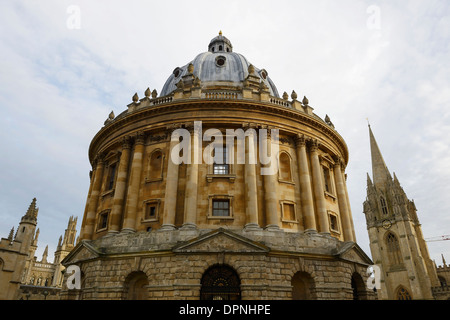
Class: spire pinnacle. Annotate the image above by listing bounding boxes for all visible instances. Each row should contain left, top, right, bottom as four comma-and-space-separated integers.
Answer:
368, 125, 392, 189
21, 198, 38, 223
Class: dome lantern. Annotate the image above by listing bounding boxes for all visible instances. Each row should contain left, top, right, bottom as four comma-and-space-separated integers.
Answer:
208, 31, 233, 53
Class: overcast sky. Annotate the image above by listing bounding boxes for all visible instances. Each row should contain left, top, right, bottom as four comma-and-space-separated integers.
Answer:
1, 0, 449, 267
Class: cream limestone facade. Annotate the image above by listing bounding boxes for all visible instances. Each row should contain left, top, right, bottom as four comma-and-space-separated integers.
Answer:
60, 33, 375, 300
0, 199, 77, 300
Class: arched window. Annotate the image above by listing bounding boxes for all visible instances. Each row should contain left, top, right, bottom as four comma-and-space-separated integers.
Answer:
380, 196, 389, 215
396, 286, 412, 300
386, 232, 402, 266
148, 150, 163, 181
200, 265, 241, 300
279, 152, 292, 181
351, 273, 368, 300
291, 271, 315, 300
123, 271, 149, 300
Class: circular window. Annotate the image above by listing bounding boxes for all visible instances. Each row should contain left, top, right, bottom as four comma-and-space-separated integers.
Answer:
260, 69, 268, 80
173, 67, 182, 78
215, 56, 226, 67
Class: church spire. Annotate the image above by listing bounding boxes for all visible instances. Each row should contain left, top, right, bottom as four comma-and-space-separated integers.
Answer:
21, 197, 38, 224
368, 125, 392, 188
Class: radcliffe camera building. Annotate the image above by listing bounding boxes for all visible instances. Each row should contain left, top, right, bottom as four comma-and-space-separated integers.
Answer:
1, 33, 449, 300
60, 32, 375, 300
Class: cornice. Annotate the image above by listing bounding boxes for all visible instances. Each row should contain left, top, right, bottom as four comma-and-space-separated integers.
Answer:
89, 99, 349, 166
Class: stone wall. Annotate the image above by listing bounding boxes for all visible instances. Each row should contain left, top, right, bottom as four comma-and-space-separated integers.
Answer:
61, 228, 375, 300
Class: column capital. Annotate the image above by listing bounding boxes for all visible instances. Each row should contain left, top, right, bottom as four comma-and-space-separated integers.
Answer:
122, 135, 132, 149
294, 134, 307, 147
135, 131, 146, 145
308, 139, 320, 152
333, 156, 345, 170
93, 153, 105, 167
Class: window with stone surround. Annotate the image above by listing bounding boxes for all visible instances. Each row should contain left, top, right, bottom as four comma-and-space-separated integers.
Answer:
281, 201, 297, 222
208, 195, 234, 219
106, 163, 117, 191
97, 210, 110, 232
142, 199, 160, 222
328, 211, 340, 234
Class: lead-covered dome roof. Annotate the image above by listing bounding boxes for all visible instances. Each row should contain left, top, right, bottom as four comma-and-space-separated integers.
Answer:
160, 32, 280, 97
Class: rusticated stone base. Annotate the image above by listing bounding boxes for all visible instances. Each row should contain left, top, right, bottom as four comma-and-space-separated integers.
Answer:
60, 228, 375, 300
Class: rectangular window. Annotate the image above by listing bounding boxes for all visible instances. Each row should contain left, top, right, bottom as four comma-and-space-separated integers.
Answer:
283, 203, 296, 221
98, 211, 109, 230
323, 167, 331, 193
213, 145, 229, 175
143, 200, 160, 221
145, 203, 157, 220
107, 163, 117, 190
328, 211, 340, 233
212, 199, 230, 217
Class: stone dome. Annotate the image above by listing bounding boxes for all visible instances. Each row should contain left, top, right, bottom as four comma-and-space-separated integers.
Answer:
160, 32, 280, 97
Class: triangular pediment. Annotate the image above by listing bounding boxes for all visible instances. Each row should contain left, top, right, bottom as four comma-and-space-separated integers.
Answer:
173, 228, 270, 254
336, 242, 373, 265
61, 240, 101, 266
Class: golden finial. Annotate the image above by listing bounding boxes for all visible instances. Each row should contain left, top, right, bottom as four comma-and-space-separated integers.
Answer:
219, 30, 222, 36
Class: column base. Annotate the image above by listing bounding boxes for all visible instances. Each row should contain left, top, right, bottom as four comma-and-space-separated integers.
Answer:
104, 230, 120, 238
304, 228, 318, 235
159, 224, 176, 231
181, 223, 197, 230
243, 223, 261, 232
120, 228, 136, 234
264, 224, 281, 232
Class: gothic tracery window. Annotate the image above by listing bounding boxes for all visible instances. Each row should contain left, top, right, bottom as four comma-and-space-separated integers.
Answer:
386, 232, 402, 266
396, 286, 412, 300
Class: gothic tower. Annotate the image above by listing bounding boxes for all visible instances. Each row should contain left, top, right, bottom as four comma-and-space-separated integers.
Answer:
0, 198, 39, 299
363, 125, 439, 299
52, 216, 78, 287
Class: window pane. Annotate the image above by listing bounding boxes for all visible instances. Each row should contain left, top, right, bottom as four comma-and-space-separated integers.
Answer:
212, 200, 230, 216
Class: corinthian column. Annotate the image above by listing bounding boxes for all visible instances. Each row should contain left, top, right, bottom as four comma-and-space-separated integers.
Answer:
81, 154, 105, 240
107, 136, 131, 235
244, 127, 260, 230
262, 129, 280, 230
161, 129, 181, 230
295, 135, 316, 232
182, 126, 200, 229
333, 157, 354, 241
122, 132, 145, 233
309, 140, 330, 234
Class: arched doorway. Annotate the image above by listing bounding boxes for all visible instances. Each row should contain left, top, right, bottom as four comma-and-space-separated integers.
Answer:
200, 265, 241, 300
291, 271, 315, 300
351, 273, 367, 300
123, 271, 149, 300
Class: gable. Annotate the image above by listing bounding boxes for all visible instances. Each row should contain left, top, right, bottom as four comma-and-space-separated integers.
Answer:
336, 242, 373, 266
61, 240, 101, 266
173, 228, 270, 254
